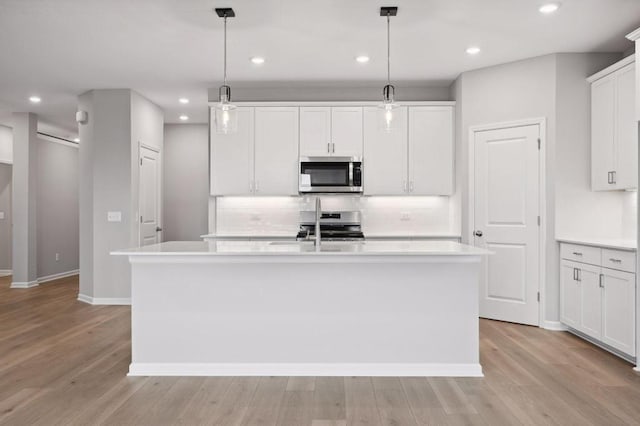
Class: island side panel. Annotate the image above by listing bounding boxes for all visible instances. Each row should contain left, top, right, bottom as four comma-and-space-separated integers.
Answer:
129, 256, 481, 376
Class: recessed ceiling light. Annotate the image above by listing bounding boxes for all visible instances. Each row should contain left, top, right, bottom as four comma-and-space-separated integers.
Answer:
539, 3, 560, 14
250, 56, 265, 65
29, 96, 41, 103
73, 138, 80, 143
179, 98, 189, 104
355, 55, 370, 64
466, 46, 481, 55
179, 115, 189, 121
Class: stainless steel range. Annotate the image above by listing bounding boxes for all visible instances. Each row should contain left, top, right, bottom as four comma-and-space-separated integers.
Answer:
297, 210, 365, 241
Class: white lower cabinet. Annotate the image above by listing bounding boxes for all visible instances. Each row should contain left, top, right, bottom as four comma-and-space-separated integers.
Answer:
560, 243, 636, 358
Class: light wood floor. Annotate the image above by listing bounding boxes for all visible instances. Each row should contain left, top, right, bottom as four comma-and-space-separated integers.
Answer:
1, 276, 640, 425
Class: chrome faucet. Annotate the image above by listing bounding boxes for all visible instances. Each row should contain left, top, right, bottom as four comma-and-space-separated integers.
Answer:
315, 197, 322, 247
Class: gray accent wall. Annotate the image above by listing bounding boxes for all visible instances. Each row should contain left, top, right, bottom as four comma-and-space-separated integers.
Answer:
163, 124, 209, 241
0, 163, 11, 271
36, 139, 79, 278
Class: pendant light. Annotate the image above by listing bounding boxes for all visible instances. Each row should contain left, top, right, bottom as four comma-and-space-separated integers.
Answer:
214, 8, 238, 134
378, 6, 399, 133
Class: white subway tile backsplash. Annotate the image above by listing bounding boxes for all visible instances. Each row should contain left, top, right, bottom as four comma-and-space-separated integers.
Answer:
214, 195, 459, 237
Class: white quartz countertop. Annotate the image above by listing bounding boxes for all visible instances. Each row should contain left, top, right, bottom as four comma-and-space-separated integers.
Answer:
556, 236, 637, 251
113, 240, 490, 257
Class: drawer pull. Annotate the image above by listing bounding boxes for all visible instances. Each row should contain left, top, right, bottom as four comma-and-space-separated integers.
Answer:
599, 274, 604, 288
572, 252, 583, 256
609, 258, 622, 263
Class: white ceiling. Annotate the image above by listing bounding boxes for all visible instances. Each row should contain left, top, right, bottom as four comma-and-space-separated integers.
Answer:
0, 0, 638, 136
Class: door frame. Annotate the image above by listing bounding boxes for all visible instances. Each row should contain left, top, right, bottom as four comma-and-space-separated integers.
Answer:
468, 117, 547, 327
138, 142, 162, 246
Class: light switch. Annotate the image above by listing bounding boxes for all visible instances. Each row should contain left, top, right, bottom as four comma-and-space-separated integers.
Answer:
107, 211, 122, 222
0, 211, 4, 220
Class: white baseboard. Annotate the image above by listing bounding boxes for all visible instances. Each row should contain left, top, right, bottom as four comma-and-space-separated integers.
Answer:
634, 365, 640, 373
10, 280, 39, 289
541, 320, 568, 331
128, 362, 484, 377
77, 294, 131, 305
0, 269, 12, 277
38, 269, 79, 284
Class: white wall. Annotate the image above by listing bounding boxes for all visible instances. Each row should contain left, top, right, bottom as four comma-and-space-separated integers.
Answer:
0, 163, 11, 271
208, 85, 451, 103
0, 125, 12, 164
163, 124, 209, 241
36, 139, 79, 278
453, 52, 624, 326
555, 53, 635, 240
78, 89, 163, 301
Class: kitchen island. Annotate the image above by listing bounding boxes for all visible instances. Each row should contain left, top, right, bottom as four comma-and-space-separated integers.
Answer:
113, 240, 489, 377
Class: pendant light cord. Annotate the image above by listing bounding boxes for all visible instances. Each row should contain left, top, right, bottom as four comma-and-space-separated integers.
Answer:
386, 13, 391, 85
223, 15, 228, 87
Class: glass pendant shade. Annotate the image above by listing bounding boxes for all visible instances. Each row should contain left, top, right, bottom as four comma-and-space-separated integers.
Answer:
215, 85, 238, 134
378, 84, 399, 133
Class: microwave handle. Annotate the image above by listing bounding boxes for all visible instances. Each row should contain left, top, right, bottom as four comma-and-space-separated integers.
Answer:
348, 162, 354, 186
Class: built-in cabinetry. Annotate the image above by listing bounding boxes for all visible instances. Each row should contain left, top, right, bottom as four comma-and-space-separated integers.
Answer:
210, 102, 455, 197
560, 242, 636, 358
589, 56, 637, 191
299, 107, 363, 157
363, 106, 454, 196
211, 107, 299, 196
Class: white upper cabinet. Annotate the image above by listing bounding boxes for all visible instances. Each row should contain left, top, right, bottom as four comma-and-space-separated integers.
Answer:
299, 106, 363, 157
408, 106, 455, 195
331, 107, 363, 157
299, 107, 331, 156
210, 107, 254, 196
590, 58, 637, 191
254, 107, 299, 196
363, 106, 408, 195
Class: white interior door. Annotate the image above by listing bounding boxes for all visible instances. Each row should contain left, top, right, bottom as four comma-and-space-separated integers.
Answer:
140, 146, 161, 246
474, 124, 540, 326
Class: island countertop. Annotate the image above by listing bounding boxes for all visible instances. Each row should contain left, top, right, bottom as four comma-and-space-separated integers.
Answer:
112, 240, 490, 257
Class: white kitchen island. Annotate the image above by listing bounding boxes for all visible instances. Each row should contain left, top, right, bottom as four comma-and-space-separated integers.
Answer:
113, 240, 489, 377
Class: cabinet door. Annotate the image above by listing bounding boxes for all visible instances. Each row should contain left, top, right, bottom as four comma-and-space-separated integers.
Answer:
210, 107, 254, 195
591, 75, 617, 191
254, 107, 299, 195
614, 64, 637, 190
300, 107, 331, 156
363, 107, 408, 195
331, 107, 363, 157
560, 260, 581, 329
602, 268, 636, 356
408, 106, 454, 195
579, 263, 603, 340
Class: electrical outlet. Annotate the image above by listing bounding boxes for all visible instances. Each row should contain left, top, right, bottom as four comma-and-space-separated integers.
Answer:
55, 253, 60, 262
400, 212, 411, 221
107, 211, 122, 222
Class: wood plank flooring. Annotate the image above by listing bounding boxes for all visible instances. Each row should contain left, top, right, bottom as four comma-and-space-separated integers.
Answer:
1, 274, 640, 425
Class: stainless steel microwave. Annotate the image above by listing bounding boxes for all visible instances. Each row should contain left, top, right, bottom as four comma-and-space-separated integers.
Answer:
299, 157, 363, 194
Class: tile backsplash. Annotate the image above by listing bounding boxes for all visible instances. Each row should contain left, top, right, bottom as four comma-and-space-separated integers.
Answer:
213, 195, 460, 237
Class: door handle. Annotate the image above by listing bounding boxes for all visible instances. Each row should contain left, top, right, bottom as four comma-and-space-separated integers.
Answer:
155, 226, 163, 232
474, 230, 483, 237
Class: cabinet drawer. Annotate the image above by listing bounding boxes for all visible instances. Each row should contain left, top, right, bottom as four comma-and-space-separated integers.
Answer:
560, 243, 601, 266
602, 249, 636, 273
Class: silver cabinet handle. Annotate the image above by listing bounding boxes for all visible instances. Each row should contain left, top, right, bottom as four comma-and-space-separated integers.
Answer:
249, 181, 254, 192
575, 268, 581, 282
255, 180, 259, 192
573, 268, 577, 281
609, 258, 622, 263
572, 252, 583, 256
409, 181, 414, 192
332, 143, 335, 153
403, 180, 407, 192
599, 273, 604, 288
611, 171, 617, 184
608, 171, 617, 184
327, 143, 331, 153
